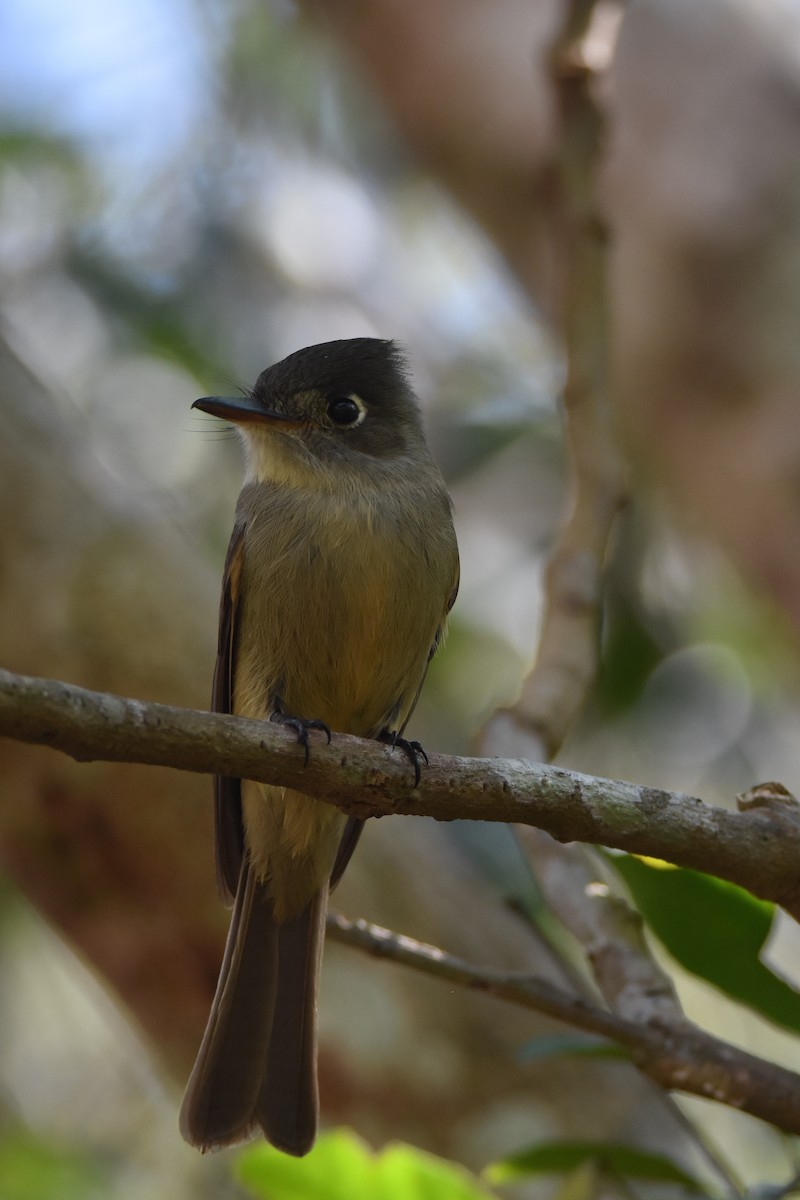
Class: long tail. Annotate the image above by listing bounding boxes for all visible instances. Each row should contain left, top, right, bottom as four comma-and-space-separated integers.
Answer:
179, 858, 326, 1156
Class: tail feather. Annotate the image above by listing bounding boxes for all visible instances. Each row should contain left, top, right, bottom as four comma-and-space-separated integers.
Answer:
180, 859, 279, 1149
256, 888, 327, 1155
179, 858, 325, 1155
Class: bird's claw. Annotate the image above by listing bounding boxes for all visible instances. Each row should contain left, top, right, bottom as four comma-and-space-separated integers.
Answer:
271, 710, 331, 767
381, 731, 428, 787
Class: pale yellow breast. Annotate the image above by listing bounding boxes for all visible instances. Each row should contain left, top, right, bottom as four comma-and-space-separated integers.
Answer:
234, 487, 450, 736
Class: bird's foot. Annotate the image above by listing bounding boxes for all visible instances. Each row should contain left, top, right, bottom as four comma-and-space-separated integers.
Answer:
271, 704, 331, 767
379, 730, 429, 787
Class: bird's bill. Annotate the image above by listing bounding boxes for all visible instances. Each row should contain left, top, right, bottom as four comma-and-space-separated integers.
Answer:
192, 395, 301, 426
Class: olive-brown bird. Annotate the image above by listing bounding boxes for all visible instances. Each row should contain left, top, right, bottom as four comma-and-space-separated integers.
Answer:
179, 338, 459, 1156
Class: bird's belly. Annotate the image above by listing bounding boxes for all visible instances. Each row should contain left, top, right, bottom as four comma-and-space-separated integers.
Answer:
236, 523, 438, 738
235, 520, 438, 916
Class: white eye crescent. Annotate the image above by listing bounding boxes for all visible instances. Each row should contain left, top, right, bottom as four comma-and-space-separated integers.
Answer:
326, 394, 366, 427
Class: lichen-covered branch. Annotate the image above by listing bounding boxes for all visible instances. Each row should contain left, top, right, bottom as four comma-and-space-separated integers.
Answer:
5, 662, 800, 1135
3, 667, 800, 921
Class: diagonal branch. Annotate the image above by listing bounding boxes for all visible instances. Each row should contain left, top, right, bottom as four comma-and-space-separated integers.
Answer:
2, 668, 800, 920
326, 911, 800, 1137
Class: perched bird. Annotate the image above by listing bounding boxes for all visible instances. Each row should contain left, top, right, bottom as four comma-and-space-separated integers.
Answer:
180, 338, 459, 1155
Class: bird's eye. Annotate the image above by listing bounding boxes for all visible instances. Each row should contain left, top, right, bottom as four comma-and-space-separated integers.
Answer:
327, 395, 365, 427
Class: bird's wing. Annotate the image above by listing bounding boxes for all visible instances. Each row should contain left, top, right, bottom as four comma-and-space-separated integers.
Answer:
329, 817, 364, 891
212, 520, 247, 905
430, 572, 460, 660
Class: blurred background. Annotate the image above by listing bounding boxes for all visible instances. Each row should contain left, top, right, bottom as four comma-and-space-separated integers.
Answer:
2, 0, 800, 1196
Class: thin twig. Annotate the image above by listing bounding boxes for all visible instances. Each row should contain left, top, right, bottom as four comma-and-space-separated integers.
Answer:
325, 911, 800, 1136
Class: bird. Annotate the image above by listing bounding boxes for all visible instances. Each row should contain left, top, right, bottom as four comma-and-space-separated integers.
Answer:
179, 337, 459, 1156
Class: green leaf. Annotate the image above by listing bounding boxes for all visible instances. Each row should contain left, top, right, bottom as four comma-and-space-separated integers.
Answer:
608, 854, 800, 1033
0, 130, 83, 172
0, 1131, 105, 1200
484, 1140, 710, 1193
376, 1143, 496, 1200
552, 1161, 600, 1200
66, 250, 230, 383
518, 1033, 629, 1063
596, 596, 665, 716
238, 1129, 497, 1200
238, 1130, 370, 1200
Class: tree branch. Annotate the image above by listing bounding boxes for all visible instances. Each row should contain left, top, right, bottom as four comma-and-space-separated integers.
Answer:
3, 667, 800, 920
516, 831, 683, 1023
5, 662, 800, 1135
326, 911, 800, 1137
478, 0, 627, 765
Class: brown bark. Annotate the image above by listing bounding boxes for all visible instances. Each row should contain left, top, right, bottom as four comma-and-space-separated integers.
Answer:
4, 668, 800, 921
